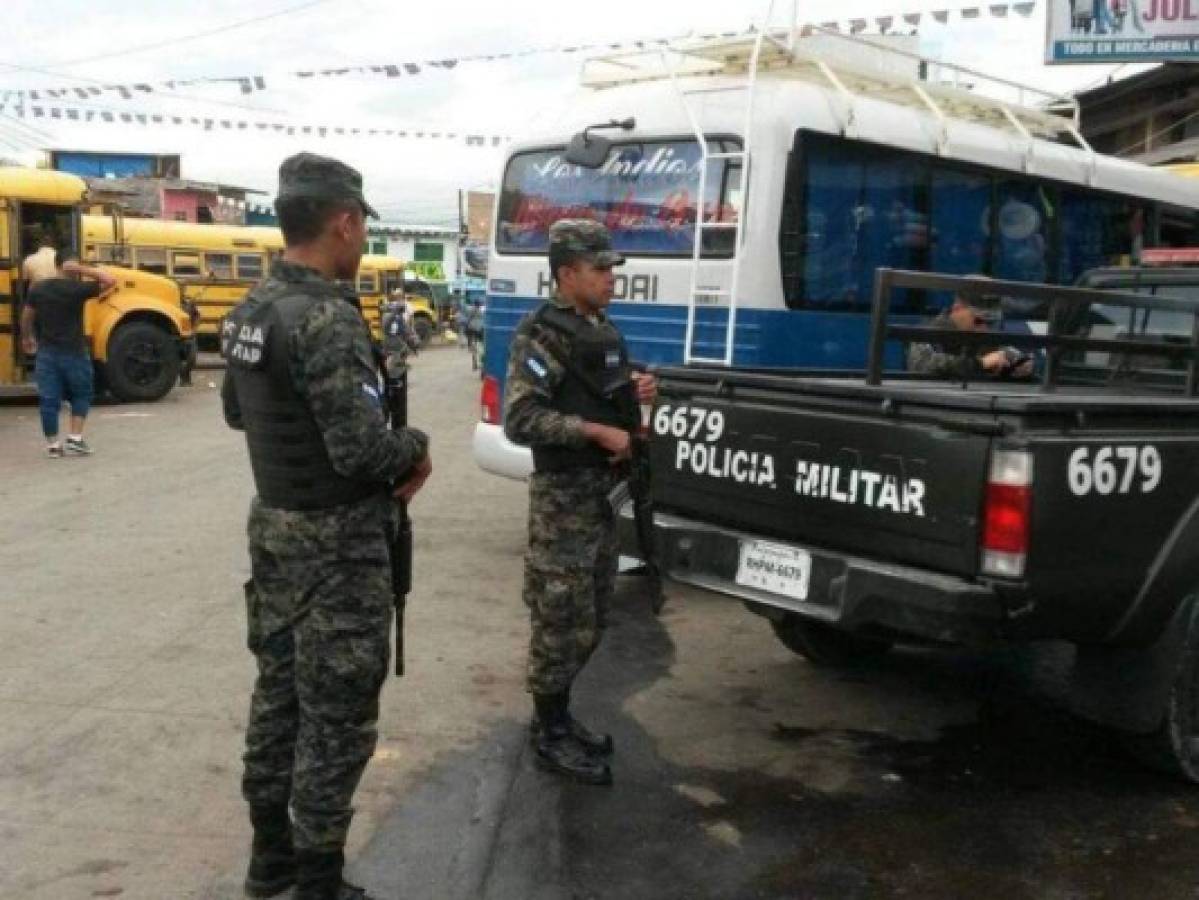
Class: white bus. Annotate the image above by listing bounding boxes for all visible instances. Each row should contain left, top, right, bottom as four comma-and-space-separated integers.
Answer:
474, 30, 1199, 479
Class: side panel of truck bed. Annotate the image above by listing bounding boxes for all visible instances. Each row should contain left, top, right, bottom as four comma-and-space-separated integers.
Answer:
650, 380, 992, 577
1018, 429, 1199, 642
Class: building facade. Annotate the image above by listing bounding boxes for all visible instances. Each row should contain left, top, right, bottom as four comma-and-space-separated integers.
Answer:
367, 224, 460, 280
1076, 64, 1199, 164
45, 149, 264, 224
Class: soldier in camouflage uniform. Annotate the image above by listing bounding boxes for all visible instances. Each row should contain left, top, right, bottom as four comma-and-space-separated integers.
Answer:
504, 219, 657, 785
221, 153, 432, 900
907, 287, 1033, 379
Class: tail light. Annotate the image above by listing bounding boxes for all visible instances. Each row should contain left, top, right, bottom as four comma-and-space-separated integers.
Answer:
480, 375, 501, 424
981, 449, 1032, 578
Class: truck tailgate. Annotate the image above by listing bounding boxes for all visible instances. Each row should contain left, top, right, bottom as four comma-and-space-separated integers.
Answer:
649, 374, 994, 577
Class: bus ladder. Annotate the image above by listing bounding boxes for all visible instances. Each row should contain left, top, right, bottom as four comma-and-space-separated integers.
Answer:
670, 6, 797, 366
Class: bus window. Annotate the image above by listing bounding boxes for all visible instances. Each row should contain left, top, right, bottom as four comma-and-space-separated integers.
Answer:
171, 251, 202, 277
792, 135, 928, 310
495, 138, 742, 258
236, 253, 264, 280
206, 252, 234, 279
358, 272, 378, 294
382, 271, 403, 295
993, 180, 1051, 284
134, 247, 168, 274
90, 243, 126, 264
930, 169, 990, 279
1058, 193, 1144, 280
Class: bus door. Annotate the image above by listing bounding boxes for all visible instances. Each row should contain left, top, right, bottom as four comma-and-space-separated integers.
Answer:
0, 197, 16, 385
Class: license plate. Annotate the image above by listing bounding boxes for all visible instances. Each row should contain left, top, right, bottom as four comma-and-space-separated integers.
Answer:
735, 540, 811, 601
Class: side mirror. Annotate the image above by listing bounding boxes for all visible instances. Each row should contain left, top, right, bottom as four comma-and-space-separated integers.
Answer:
564, 131, 612, 169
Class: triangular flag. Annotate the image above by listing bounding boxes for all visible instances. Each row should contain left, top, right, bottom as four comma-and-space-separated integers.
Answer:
990, 3, 1008, 15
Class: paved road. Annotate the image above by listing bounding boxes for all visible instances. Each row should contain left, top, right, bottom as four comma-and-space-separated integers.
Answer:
3, 347, 1199, 899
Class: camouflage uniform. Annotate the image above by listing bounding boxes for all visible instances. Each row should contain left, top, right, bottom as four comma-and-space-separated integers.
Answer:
223, 258, 428, 855
906, 309, 986, 379
381, 298, 420, 376
505, 300, 623, 694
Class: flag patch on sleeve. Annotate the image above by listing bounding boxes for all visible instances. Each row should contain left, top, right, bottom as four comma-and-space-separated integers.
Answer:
526, 357, 548, 379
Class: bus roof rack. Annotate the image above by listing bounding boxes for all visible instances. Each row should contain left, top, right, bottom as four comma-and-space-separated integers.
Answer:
579, 28, 1090, 151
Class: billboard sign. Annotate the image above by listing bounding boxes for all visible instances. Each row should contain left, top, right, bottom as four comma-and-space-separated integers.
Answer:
1046, 0, 1199, 62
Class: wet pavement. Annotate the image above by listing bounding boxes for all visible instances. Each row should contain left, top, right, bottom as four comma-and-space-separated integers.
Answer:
360, 574, 1199, 900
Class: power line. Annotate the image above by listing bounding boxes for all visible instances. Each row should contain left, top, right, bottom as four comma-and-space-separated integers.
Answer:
4, 0, 336, 71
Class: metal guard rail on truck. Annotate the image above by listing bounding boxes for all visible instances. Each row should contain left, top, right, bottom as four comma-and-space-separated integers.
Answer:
866, 268, 1199, 395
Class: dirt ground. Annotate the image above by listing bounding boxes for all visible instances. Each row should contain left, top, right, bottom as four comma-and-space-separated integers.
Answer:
2, 346, 1199, 900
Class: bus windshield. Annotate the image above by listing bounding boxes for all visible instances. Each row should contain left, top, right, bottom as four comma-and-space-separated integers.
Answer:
496, 138, 742, 258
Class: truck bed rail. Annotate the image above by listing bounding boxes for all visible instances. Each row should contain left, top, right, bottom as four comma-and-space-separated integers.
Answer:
865, 269, 1199, 395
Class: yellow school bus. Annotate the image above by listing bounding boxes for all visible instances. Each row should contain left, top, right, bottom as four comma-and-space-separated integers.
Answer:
81, 217, 433, 345
356, 254, 406, 338
1, 168, 192, 401
81, 215, 282, 348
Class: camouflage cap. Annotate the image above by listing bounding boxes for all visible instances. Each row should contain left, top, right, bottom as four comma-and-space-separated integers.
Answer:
548, 219, 625, 269
275, 152, 379, 219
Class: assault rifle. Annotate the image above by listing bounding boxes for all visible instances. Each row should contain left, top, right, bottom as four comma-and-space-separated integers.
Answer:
384, 358, 413, 677
624, 364, 664, 615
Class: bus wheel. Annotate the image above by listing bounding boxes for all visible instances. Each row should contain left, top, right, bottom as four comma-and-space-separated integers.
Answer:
770, 614, 892, 667
105, 321, 180, 402
413, 315, 433, 345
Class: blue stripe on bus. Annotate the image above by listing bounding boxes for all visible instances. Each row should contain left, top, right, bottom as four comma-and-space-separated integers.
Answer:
481, 294, 913, 389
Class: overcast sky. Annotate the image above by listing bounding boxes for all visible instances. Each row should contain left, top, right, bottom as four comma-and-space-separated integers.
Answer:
1, 0, 1138, 228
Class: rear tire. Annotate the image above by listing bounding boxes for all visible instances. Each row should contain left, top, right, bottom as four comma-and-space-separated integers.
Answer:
770, 613, 893, 667
104, 321, 180, 402
1123, 608, 1199, 783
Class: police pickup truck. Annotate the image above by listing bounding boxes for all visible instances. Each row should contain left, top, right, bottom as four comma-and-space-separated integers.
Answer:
629, 268, 1199, 781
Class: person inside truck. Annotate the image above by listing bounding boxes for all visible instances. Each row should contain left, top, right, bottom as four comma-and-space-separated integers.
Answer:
907, 288, 1035, 380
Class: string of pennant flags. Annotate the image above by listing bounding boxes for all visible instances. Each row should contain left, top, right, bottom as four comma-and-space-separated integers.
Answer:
0, 98, 512, 146
0, 1, 1041, 105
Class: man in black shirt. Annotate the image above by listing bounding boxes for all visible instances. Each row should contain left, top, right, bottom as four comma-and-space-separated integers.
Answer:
20, 255, 117, 458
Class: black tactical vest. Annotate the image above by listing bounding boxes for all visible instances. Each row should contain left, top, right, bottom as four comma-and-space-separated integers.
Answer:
222, 291, 380, 511
530, 303, 639, 473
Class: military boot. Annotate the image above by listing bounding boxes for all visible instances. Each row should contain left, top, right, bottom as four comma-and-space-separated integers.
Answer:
531, 693, 612, 785
528, 692, 614, 757
244, 804, 295, 898
293, 849, 377, 900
